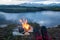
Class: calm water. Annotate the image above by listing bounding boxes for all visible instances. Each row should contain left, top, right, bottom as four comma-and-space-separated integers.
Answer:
0, 11, 60, 27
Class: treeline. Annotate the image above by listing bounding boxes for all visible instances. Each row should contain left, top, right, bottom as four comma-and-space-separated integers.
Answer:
0, 5, 60, 13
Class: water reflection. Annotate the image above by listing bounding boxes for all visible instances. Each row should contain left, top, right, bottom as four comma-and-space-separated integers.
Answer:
0, 11, 60, 27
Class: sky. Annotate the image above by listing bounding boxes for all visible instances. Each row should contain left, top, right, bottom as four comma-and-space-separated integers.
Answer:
0, 0, 60, 5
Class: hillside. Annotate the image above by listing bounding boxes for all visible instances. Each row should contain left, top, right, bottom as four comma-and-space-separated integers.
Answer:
0, 3, 60, 13
48, 25, 60, 40
0, 22, 60, 40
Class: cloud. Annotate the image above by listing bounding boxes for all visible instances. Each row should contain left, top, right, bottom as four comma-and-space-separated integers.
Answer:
0, 0, 30, 5
0, 0, 60, 5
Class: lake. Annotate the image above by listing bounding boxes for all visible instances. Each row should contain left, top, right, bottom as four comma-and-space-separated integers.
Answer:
0, 11, 60, 27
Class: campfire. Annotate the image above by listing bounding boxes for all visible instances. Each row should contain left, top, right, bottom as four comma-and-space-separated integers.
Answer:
20, 18, 33, 35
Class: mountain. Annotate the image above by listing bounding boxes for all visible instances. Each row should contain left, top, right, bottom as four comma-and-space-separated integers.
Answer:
47, 3, 60, 7
0, 5, 22, 9
19, 3, 46, 7
0, 3, 60, 8
19, 3, 60, 7
0, 3, 60, 13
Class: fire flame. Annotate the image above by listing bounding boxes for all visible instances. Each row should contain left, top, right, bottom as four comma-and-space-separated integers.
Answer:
20, 18, 31, 32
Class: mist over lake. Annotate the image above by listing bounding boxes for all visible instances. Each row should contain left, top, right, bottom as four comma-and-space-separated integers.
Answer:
0, 11, 60, 27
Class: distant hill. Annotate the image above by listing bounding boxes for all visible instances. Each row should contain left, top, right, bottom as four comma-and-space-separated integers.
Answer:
0, 3, 60, 13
